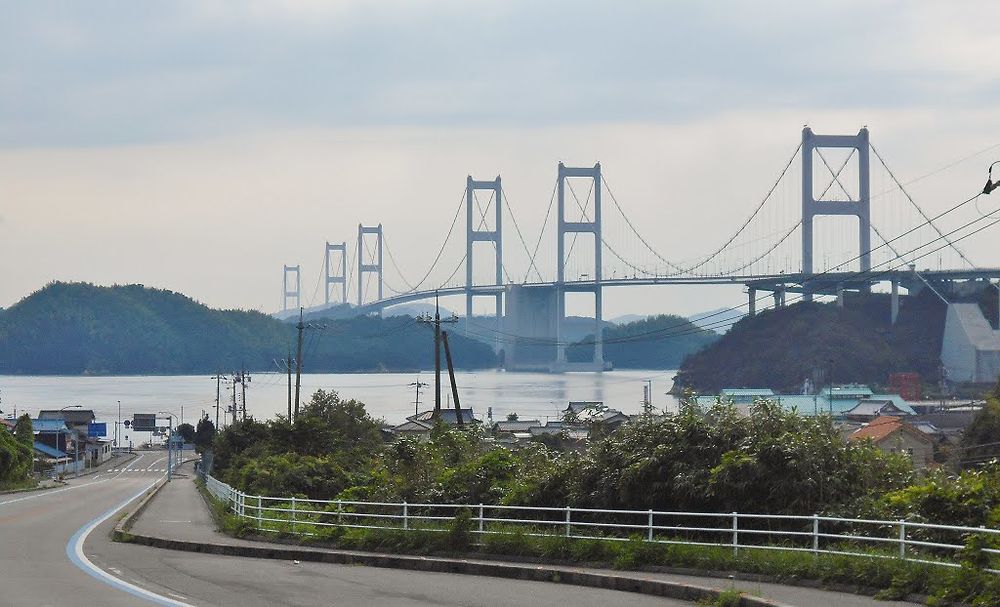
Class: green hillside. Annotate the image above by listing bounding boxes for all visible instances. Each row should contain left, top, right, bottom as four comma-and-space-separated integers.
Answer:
0, 282, 496, 375
672, 292, 946, 393
567, 314, 718, 368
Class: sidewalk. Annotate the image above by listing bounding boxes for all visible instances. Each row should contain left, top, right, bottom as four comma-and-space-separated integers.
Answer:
130, 465, 915, 607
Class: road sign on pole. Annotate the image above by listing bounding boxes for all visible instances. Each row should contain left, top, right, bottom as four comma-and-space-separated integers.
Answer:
87, 422, 107, 438
132, 413, 156, 432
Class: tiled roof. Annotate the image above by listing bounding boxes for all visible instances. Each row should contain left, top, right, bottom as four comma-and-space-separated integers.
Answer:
850, 416, 932, 444
850, 415, 901, 441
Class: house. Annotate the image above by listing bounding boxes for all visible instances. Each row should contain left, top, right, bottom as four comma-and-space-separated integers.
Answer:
843, 399, 912, 422
32, 442, 79, 475
32, 419, 74, 453
850, 416, 935, 470
390, 408, 481, 440
492, 419, 543, 441
697, 384, 918, 418
38, 409, 96, 433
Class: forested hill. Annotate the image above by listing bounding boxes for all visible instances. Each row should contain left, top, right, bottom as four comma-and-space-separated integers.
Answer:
568, 314, 719, 368
672, 292, 947, 393
0, 282, 496, 375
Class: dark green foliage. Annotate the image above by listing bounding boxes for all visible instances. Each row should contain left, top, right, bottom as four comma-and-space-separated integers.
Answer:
214, 391, 384, 499
0, 420, 32, 487
516, 401, 912, 515
960, 381, 1000, 466
674, 292, 946, 393
175, 423, 195, 443
567, 314, 718, 369
0, 281, 496, 374
194, 416, 216, 454
13, 414, 33, 451
447, 508, 473, 551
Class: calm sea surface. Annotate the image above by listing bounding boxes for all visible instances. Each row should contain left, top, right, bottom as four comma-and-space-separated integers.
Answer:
0, 370, 680, 440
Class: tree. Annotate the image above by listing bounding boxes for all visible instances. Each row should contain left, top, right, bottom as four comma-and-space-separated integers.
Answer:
194, 415, 216, 454
959, 379, 1000, 467
14, 414, 33, 451
175, 423, 196, 444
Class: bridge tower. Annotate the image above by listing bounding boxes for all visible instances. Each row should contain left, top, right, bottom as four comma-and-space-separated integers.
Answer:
324, 241, 348, 306
801, 127, 871, 301
556, 162, 604, 368
357, 224, 383, 309
465, 175, 503, 351
282, 265, 300, 311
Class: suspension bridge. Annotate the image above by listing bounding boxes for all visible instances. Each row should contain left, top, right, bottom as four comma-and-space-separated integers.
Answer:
274, 127, 1000, 376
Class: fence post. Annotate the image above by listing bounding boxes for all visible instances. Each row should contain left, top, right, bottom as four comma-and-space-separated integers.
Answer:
565, 506, 572, 537
337, 499, 343, 525
898, 520, 906, 559
291, 497, 296, 534
403, 502, 409, 531
732, 512, 739, 557
648, 510, 654, 542
478, 503, 484, 534
812, 514, 819, 556
257, 495, 262, 530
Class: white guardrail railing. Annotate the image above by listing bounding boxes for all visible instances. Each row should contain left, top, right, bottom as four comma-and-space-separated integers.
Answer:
200, 472, 1000, 570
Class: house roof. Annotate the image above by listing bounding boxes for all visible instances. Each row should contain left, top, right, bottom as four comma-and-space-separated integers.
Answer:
565, 401, 604, 413
33, 441, 68, 459
32, 419, 72, 433
844, 399, 908, 417
850, 416, 933, 445
720, 388, 776, 397
38, 410, 96, 425
393, 420, 433, 433
408, 409, 480, 424
493, 420, 542, 432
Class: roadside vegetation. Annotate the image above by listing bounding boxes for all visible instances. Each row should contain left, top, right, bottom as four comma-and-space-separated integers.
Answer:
205, 381, 1000, 605
0, 414, 36, 491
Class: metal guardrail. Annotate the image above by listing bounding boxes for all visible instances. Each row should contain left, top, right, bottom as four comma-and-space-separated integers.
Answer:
198, 472, 1000, 570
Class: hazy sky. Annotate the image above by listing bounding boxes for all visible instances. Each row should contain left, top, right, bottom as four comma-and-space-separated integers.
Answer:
3, 1, 1000, 318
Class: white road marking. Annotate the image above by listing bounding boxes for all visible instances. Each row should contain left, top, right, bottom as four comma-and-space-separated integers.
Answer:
0, 454, 147, 507
67, 479, 194, 606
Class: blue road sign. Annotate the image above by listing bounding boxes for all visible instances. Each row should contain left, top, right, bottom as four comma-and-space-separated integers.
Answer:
88, 422, 107, 438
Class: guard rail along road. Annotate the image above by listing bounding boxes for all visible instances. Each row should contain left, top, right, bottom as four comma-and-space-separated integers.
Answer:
201, 471, 1000, 572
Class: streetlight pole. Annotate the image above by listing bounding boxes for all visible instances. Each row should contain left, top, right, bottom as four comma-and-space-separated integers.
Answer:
158, 411, 176, 482
116, 400, 121, 449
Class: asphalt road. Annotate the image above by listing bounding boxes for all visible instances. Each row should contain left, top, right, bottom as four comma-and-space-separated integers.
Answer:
0, 451, 689, 607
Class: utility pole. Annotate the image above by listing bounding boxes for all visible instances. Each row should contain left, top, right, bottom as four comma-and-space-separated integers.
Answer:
408, 379, 428, 416
417, 291, 458, 419
234, 365, 251, 421
231, 377, 238, 424
294, 307, 305, 420
212, 373, 225, 430
287, 349, 293, 421
441, 330, 464, 427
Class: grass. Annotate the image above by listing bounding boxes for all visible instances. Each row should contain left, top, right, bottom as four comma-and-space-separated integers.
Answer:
696, 589, 743, 607
194, 483, 1000, 605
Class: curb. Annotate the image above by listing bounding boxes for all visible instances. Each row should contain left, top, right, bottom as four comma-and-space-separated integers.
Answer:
121, 533, 794, 606
113, 457, 198, 539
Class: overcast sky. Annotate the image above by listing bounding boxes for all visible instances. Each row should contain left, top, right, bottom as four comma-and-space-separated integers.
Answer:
2, 1, 1000, 318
